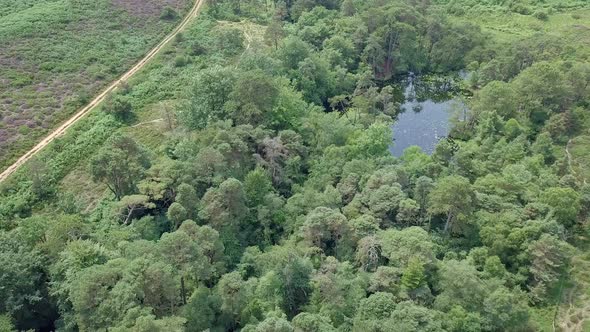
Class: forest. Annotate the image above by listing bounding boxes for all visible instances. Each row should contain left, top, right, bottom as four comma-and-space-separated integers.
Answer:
0, 0, 589, 331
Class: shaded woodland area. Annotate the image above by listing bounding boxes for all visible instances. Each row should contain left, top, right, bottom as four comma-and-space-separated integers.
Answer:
0, 0, 589, 331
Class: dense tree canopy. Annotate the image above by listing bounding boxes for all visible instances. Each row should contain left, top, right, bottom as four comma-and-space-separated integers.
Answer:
1, 0, 589, 331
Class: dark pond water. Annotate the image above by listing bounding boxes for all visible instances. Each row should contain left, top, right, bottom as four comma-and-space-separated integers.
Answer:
388, 74, 466, 157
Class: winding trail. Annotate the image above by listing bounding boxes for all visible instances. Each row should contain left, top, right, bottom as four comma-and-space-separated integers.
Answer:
0, 0, 205, 183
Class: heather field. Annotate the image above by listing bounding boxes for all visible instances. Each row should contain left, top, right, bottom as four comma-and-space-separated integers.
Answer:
0, 0, 191, 170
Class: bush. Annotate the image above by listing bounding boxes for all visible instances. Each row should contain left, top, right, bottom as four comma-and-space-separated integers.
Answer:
18, 125, 30, 135
174, 55, 188, 67
533, 10, 549, 21
160, 6, 178, 20
102, 94, 132, 120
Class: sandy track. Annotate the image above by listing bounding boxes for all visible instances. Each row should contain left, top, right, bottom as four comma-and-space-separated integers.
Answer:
0, 0, 204, 183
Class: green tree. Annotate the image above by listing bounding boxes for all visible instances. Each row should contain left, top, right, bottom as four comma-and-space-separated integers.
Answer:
175, 183, 198, 219
527, 234, 573, 302
434, 260, 487, 313
178, 66, 235, 130
69, 258, 179, 330
0, 232, 55, 331
300, 207, 352, 258
199, 178, 249, 230
182, 287, 215, 332
379, 227, 436, 268
265, 19, 285, 50
482, 287, 529, 330
281, 256, 313, 318
166, 202, 187, 229
353, 292, 396, 330
386, 301, 444, 332
89, 135, 150, 200
539, 187, 581, 226
244, 167, 274, 207
341, 0, 356, 16
397, 198, 420, 225
428, 175, 475, 234
227, 70, 280, 125
415, 176, 434, 218
401, 256, 426, 290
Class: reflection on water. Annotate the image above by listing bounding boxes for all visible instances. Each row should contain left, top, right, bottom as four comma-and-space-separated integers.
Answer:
388, 74, 466, 157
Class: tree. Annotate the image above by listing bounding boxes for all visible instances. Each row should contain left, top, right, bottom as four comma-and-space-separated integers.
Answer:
278, 36, 311, 71
103, 94, 132, 120
227, 70, 280, 125
199, 178, 249, 230
428, 175, 475, 234
160, 6, 178, 20
348, 122, 392, 159
401, 256, 426, 290
111, 311, 185, 332
539, 187, 581, 227
397, 198, 420, 225
0, 232, 56, 331
386, 301, 444, 332
0, 315, 16, 332
158, 228, 209, 304
177, 66, 235, 130
292, 313, 336, 332
482, 288, 529, 331
243, 313, 294, 332
531, 132, 555, 164
217, 271, 252, 327
300, 207, 352, 258
527, 234, 573, 302
472, 81, 517, 120
281, 256, 313, 318
414, 176, 434, 218
49, 240, 112, 329
214, 26, 245, 55
244, 167, 274, 207
69, 258, 179, 330
182, 287, 215, 332
89, 135, 150, 200
379, 227, 436, 268
353, 292, 396, 330
434, 260, 489, 314
265, 19, 285, 50
341, 0, 356, 16
166, 203, 187, 229
175, 183, 198, 219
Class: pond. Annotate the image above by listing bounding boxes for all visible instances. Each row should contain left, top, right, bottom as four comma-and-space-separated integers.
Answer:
388, 74, 467, 157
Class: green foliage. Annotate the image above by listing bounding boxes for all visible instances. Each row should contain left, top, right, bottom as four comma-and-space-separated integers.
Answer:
539, 187, 581, 226
2, 0, 590, 330
89, 134, 150, 200
0, 0, 190, 170
401, 256, 426, 290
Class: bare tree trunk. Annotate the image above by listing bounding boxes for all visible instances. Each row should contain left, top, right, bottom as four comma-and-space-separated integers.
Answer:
444, 213, 453, 233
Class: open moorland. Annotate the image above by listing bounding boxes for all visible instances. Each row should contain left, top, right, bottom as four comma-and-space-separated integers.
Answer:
0, 0, 192, 170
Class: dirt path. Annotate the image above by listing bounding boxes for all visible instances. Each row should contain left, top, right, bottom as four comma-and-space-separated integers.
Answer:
0, 0, 205, 183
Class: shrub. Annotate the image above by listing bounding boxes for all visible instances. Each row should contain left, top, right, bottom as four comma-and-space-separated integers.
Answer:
160, 6, 178, 20
18, 125, 30, 135
102, 94, 132, 120
533, 10, 549, 21
174, 55, 188, 67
